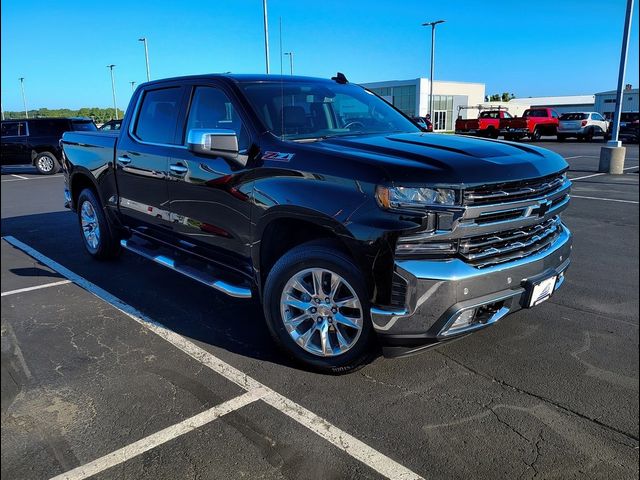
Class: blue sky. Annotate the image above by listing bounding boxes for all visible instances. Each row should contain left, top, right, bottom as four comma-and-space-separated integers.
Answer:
1, 0, 638, 111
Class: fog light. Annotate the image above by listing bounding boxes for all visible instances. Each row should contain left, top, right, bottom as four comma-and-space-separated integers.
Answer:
448, 308, 477, 333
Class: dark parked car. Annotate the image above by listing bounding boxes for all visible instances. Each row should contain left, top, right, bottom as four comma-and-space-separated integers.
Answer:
1, 117, 97, 174
619, 112, 639, 143
61, 74, 571, 373
98, 119, 122, 131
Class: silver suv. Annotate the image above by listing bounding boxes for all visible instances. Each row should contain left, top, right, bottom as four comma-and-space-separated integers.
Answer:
557, 112, 609, 142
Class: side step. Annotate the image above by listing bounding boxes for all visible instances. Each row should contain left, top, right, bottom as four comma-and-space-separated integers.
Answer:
120, 239, 252, 299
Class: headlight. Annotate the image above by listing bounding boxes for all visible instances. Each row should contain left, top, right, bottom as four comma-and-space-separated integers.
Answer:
376, 185, 457, 209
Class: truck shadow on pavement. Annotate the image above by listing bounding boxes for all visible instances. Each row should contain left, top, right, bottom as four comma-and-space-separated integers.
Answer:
1, 211, 312, 372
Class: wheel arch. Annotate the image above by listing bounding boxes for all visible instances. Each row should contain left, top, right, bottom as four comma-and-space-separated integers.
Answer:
253, 207, 375, 300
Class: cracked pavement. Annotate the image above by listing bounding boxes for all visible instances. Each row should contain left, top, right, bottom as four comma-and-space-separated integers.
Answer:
1, 142, 639, 479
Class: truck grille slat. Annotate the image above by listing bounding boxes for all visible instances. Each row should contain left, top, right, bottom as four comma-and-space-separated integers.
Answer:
464, 173, 565, 205
459, 217, 562, 268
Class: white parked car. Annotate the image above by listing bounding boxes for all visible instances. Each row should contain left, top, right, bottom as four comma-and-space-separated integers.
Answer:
557, 112, 609, 142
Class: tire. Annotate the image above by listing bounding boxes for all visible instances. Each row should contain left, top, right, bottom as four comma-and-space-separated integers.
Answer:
34, 152, 60, 175
557, 134, 566, 142
487, 128, 499, 139
263, 241, 374, 374
530, 128, 541, 141
584, 128, 594, 142
77, 188, 121, 260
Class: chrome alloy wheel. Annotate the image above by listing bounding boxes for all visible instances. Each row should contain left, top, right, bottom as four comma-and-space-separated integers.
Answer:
37, 154, 55, 173
280, 268, 364, 357
80, 200, 101, 250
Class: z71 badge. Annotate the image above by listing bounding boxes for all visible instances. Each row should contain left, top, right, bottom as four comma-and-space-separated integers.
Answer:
262, 151, 295, 162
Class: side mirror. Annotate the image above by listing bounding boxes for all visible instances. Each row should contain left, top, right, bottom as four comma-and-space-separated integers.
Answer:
187, 129, 244, 165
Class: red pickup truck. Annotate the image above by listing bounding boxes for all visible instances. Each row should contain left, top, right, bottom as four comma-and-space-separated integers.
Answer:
455, 110, 513, 139
501, 108, 560, 141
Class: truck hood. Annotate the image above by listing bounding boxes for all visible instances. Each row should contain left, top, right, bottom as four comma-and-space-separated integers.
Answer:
309, 132, 567, 186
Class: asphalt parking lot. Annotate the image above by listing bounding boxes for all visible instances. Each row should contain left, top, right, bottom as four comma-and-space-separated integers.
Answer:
1, 140, 639, 479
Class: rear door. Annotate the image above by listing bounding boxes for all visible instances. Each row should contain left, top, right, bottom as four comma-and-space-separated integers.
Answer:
1, 121, 29, 165
115, 84, 187, 233
166, 82, 255, 269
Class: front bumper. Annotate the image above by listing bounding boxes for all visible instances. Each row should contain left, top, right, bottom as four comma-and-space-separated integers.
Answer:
372, 224, 572, 354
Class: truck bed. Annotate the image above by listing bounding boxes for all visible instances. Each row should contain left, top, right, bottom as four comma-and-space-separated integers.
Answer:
62, 131, 117, 169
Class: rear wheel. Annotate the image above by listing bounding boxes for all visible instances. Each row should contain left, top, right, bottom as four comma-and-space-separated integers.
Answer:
77, 188, 120, 260
34, 152, 60, 175
263, 241, 374, 374
584, 128, 594, 142
487, 127, 499, 139
530, 128, 541, 141
557, 134, 566, 142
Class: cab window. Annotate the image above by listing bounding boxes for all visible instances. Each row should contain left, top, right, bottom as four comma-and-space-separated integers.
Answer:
185, 86, 249, 152
1, 122, 27, 137
134, 87, 183, 144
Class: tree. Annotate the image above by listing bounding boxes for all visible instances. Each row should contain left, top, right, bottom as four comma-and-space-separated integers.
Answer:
487, 93, 517, 102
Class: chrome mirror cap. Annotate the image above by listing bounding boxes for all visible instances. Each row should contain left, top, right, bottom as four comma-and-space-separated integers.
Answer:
187, 128, 240, 163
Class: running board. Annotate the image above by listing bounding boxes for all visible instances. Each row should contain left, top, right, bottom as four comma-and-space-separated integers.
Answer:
120, 239, 252, 299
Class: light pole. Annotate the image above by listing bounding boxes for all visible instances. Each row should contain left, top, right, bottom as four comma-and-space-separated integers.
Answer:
262, 0, 270, 74
138, 37, 151, 82
130, 81, 136, 92
599, 0, 635, 174
422, 20, 445, 124
284, 51, 294, 75
106, 65, 118, 120
18, 77, 28, 118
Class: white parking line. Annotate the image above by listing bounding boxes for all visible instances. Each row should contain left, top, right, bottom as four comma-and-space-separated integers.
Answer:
1, 279, 72, 297
570, 165, 639, 181
1, 174, 63, 182
2, 236, 423, 480
571, 195, 639, 205
10, 174, 29, 180
50, 389, 268, 480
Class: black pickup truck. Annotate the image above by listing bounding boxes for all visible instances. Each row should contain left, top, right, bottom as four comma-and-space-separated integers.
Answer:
61, 74, 572, 373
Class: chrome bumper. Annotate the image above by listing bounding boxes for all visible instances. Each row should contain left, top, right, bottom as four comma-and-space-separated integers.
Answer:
371, 224, 572, 341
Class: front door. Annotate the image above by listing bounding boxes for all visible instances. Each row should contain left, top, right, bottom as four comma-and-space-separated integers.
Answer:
434, 110, 447, 131
115, 85, 186, 233
1, 121, 29, 165
166, 84, 254, 270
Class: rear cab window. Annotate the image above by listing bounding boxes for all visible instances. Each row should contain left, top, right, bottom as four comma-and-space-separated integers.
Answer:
71, 120, 97, 131
133, 87, 184, 145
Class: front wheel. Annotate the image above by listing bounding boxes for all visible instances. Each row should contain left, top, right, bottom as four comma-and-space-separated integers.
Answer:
34, 152, 60, 175
263, 241, 374, 373
77, 188, 121, 260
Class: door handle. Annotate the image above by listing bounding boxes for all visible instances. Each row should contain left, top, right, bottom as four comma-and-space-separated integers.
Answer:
169, 164, 188, 174
117, 156, 132, 165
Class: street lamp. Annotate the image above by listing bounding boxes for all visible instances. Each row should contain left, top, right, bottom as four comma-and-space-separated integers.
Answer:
138, 37, 151, 82
106, 65, 118, 120
262, 0, 270, 74
284, 51, 294, 75
18, 77, 28, 118
422, 20, 445, 123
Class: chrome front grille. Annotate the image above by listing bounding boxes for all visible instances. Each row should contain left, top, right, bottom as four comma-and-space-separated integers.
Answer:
464, 173, 566, 206
459, 217, 563, 268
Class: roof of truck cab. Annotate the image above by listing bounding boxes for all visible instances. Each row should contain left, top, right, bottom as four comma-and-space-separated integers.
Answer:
137, 73, 339, 87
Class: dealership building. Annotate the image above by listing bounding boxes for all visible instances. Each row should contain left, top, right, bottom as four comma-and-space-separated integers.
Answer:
360, 78, 485, 131
594, 87, 639, 119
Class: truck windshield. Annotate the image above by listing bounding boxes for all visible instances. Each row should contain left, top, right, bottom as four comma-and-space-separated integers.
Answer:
239, 80, 419, 140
